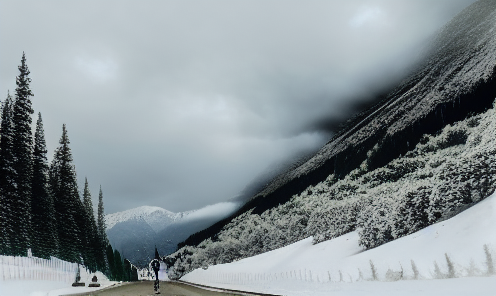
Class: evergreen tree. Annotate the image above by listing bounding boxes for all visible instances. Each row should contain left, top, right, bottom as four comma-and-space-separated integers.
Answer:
81, 178, 102, 272
49, 124, 82, 262
31, 113, 58, 258
11, 52, 35, 256
123, 259, 131, 281
105, 244, 115, 280
113, 249, 124, 281
97, 186, 107, 244
131, 264, 139, 281
97, 186, 109, 271
72, 179, 90, 265
0, 93, 16, 255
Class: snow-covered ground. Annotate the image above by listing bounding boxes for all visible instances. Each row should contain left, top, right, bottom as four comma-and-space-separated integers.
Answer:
181, 190, 496, 296
0, 256, 115, 296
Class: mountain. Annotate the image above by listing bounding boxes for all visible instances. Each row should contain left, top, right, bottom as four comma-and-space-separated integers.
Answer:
106, 206, 177, 233
165, 0, 496, 279
106, 202, 240, 267
181, 190, 496, 296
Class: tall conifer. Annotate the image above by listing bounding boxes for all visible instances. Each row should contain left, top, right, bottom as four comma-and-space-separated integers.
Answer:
31, 113, 58, 258
50, 124, 81, 262
0, 93, 16, 255
82, 178, 101, 272
97, 186, 110, 271
11, 52, 35, 256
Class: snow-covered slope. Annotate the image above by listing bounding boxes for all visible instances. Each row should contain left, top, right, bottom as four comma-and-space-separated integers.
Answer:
176, 0, 496, 254
182, 190, 496, 296
166, 0, 496, 280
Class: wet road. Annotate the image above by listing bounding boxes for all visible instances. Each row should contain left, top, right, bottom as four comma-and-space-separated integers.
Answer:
64, 281, 244, 296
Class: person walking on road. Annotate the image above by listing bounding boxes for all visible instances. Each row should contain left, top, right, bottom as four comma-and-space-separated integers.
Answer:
151, 247, 161, 294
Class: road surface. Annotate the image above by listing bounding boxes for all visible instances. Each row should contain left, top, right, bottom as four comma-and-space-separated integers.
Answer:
63, 281, 247, 296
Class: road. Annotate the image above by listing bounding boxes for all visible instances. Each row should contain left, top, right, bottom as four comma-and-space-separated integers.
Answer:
63, 281, 246, 296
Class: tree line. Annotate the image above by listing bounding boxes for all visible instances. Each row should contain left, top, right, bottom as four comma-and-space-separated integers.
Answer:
0, 53, 137, 281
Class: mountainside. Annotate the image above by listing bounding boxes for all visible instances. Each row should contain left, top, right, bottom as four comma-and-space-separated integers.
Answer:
106, 202, 240, 266
166, 0, 496, 279
178, 0, 496, 249
182, 190, 496, 296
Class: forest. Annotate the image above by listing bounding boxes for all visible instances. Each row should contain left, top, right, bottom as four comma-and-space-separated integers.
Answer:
0, 53, 137, 281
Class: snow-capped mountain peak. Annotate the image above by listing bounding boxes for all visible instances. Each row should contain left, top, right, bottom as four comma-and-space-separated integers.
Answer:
105, 205, 177, 233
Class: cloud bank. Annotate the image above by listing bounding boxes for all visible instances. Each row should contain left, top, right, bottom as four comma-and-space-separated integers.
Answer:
0, 0, 477, 213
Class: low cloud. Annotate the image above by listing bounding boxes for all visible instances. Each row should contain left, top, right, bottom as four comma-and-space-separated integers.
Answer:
0, 0, 477, 214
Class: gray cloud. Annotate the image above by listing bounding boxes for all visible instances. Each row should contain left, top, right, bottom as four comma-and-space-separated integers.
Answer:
0, 0, 477, 213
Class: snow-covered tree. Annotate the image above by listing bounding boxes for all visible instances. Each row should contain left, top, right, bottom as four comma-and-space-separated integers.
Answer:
11, 52, 35, 256
49, 124, 82, 262
97, 186, 109, 271
0, 93, 16, 255
30, 113, 58, 258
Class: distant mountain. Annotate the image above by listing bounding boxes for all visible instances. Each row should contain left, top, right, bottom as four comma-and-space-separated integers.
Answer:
105, 202, 240, 267
106, 206, 177, 233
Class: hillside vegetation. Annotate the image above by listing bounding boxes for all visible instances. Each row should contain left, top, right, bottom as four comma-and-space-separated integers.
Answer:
165, 0, 496, 280
166, 99, 496, 279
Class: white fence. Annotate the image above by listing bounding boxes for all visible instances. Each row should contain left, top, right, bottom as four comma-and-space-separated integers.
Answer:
0, 255, 78, 282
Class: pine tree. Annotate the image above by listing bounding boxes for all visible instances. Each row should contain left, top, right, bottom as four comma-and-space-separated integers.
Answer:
0, 93, 16, 255
106, 244, 115, 280
72, 178, 90, 265
113, 249, 124, 281
49, 124, 82, 262
97, 186, 107, 244
97, 186, 109, 271
123, 259, 131, 281
11, 53, 35, 256
31, 113, 58, 258
81, 178, 102, 272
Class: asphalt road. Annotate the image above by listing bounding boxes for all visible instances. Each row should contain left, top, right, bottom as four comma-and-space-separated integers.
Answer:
64, 281, 245, 296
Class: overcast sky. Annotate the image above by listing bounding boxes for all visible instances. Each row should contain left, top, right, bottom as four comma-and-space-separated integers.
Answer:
0, 0, 477, 214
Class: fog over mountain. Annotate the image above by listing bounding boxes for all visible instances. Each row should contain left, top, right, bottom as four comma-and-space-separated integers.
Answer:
106, 202, 240, 265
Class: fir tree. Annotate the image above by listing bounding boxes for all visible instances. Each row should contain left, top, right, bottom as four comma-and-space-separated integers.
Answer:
0, 93, 16, 255
106, 244, 115, 280
123, 259, 131, 281
49, 124, 82, 262
97, 186, 107, 244
11, 52, 35, 256
31, 113, 58, 258
113, 249, 124, 281
97, 186, 109, 271
81, 178, 102, 272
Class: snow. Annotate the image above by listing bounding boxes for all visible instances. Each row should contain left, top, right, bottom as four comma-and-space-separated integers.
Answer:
105, 202, 240, 233
0, 256, 115, 296
181, 190, 496, 295
105, 205, 177, 233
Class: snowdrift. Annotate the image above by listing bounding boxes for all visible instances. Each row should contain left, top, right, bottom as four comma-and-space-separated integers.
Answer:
182, 190, 496, 295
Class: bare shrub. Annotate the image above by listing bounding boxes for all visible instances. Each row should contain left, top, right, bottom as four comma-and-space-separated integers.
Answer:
433, 261, 445, 279
411, 260, 420, 280
445, 253, 456, 278
484, 244, 494, 275
369, 260, 378, 281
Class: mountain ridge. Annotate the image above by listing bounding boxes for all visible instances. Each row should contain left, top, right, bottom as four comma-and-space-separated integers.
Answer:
105, 202, 240, 266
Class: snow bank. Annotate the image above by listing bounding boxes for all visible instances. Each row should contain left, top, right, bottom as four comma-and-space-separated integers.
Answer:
182, 191, 496, 295
0, 256, 114, 296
